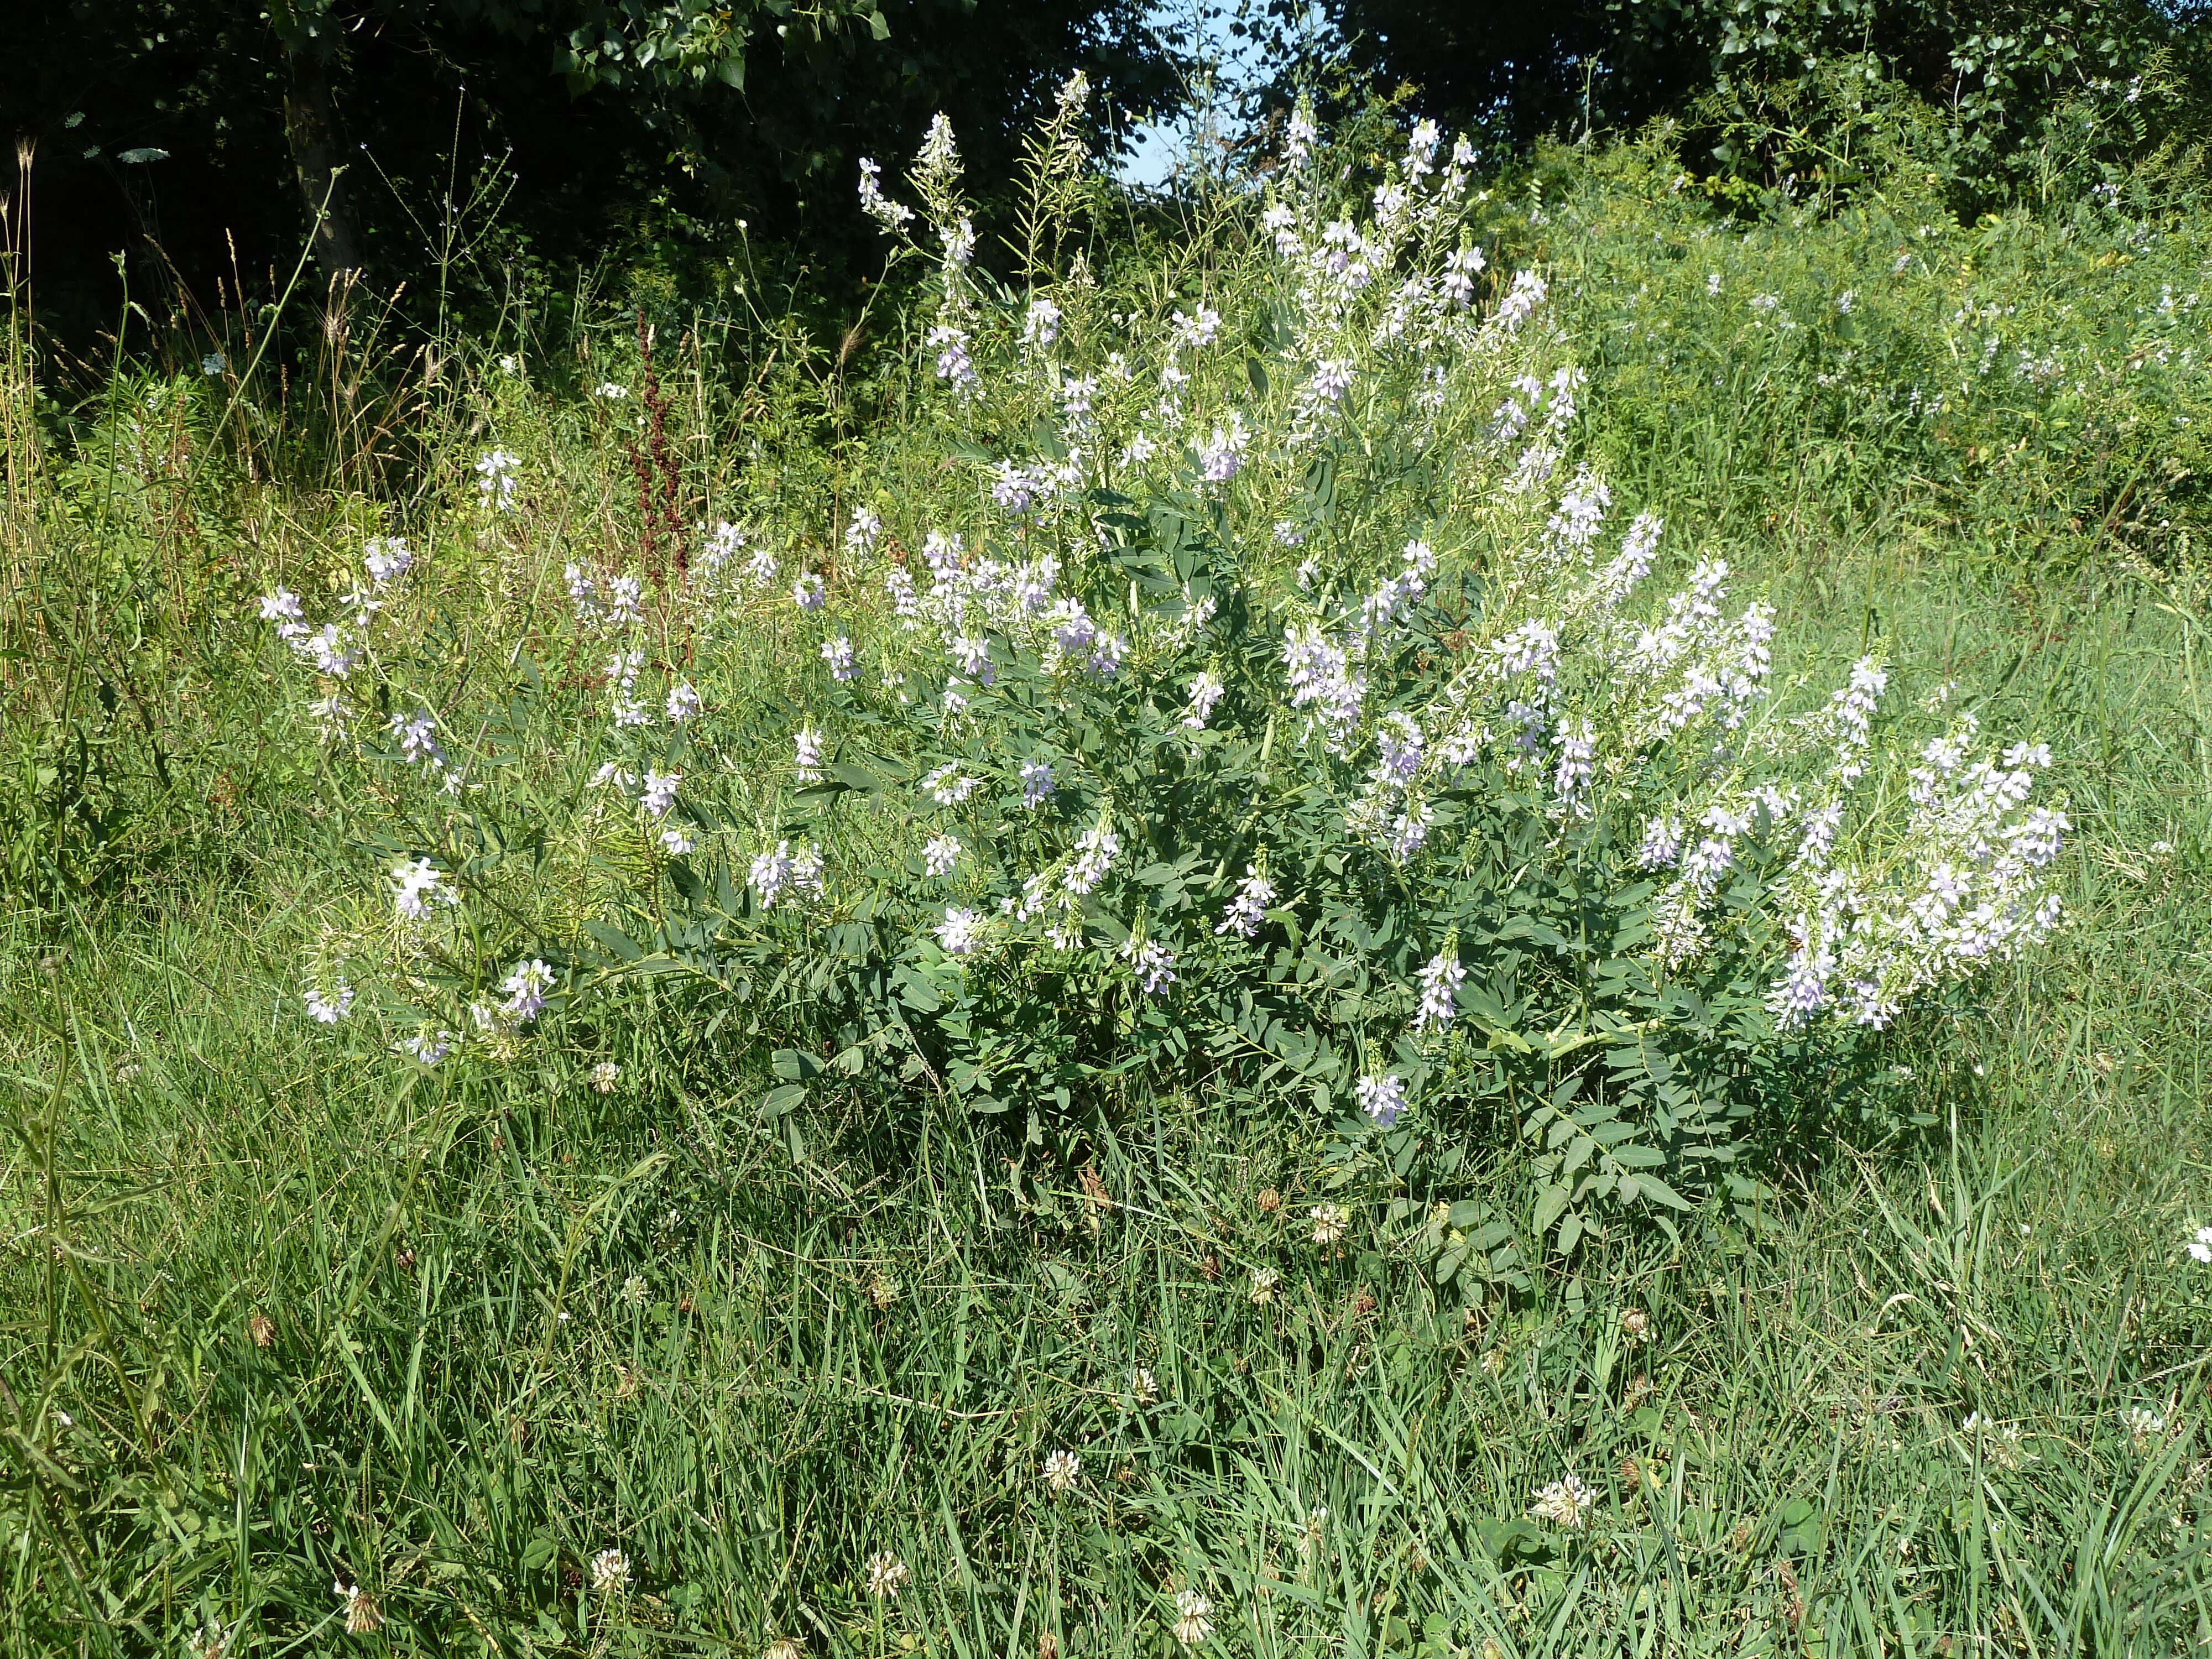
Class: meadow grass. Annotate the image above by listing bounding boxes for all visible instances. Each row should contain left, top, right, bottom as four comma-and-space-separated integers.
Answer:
4, 140, 2212, 1658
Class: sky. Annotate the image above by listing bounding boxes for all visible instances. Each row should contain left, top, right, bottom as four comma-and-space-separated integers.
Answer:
1114, 2, 1322, 187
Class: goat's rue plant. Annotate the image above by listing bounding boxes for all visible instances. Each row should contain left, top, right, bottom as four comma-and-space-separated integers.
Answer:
263, 96, 2070, 1251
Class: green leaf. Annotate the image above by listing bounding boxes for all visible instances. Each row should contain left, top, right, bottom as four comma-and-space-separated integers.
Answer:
760, 1083, 807, 1118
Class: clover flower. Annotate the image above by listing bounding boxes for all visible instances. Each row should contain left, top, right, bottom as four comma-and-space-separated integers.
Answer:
864, 1551, 910, 1600
590, 1547, 631, 1595
1528, 1474, 1594, 1529
2189, 1226, 2212, 1265
1249, 1267, 1279, 1305
591, 1062, 619, 1093
2125, 1406, 2166, 1447
1041, 1448, 1081, 1491
334, 1579, 383, 1634
1310, 1204, 1349, 1246
1171, 1589, 1214, 1646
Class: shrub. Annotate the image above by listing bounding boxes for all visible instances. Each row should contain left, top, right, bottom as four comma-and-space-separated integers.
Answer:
257, 97, 2070, 1252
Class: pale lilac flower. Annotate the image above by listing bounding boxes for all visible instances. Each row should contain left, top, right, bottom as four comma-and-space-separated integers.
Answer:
363, 538, 412, 586
856, 156, 913, 231
745, 545, 779, 587
1198, 417, 1246, 483
606, 576, 644, 626
500, 959, 554, 1022
1172, 306, 1221, 348
928, 325, 977, 393
391, 858, 458, 921
473, 448, 520, 508
302, 624, 358, 677
1357, 1073, 1406, 1126
641, 769, 680, 818
922, 764, 976, 806
937, 906, 985, 956
659, 826, 693, 854
1216, 867, 1274, 939
793, 574, 826, 612
924, 834, 962, 878
1121, 937, 1176, 993
1018, 758, 1055, 807
666, 682, 701, 724
258, 588, 306, 639
751, 842, 795, 907
821, 636, 857, 680
1183, 672, 1225, 730
1024, 296, 1061, 347
305, 980, 355, 1024
1065, 822, 1120, 895
400, 1027, 454, 1066
794, 728, 824, 782
390, 708, 441, 766
845, 507, 881, 554
1413, 952, 1464, 1033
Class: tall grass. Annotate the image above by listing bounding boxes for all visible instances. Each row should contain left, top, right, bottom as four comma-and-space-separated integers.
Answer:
3, 124, 2211, 1657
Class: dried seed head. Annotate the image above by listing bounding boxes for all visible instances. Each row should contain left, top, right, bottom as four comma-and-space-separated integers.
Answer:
248, 1313, 275, 1349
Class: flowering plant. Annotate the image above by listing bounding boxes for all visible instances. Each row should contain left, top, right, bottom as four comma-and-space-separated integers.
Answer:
261, 98, 2068, 1251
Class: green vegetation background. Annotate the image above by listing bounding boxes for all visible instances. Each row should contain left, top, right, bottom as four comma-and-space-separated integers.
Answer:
8, 9, 2212, 1654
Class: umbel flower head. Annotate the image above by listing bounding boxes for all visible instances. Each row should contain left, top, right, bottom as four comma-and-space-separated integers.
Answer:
590, 1547, 631, 1595
865, 1550, 910, 1600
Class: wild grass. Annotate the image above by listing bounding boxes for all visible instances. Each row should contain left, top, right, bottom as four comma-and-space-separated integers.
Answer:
4, 133, 2212, 1657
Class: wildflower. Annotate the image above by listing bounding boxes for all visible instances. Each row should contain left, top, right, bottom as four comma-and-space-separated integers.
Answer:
390, 858, 458, 921
305, 980, 355, 1024
500, 959, 554, 1023
592, 380, 627, 400
400, 1028, 454, 1066
1413, 951, 1464, 1034
1310, 1204, 1349, 1246
641, 769, 680, 818
1527, 1474, 1594, 1529
937, 906, 986, 956
745, 545, 779, 586
664, 681, 701, 724
200, 352, 227, 377
473, 448, 520, 508
1198, 416, 1246, 483
763, 1641, 805, 1659
794, 728, 824, 782
855, 156, 913, 232
820, 635, 857, 681
751, 842, 796, 908
923, 764, 977, 806
1024, 296, 1062, 347
2189, 1226, 2212, 1265
1171, 1588, 1214, 1646
928, 325, 977, 393
1249, 1266, 1279, 1305
2126, 1406, 2166, 1447
1121, 938, 1176, 994
1172, 306, 1222, 348
363, 537, 412, 586
334, 1580, 383, 1634
1357, 1073, 1406, 1127
864, 1551, 910, 1601
1620, 1308, 1651, 1343
591, 1062, 619, 1093
1183, 672, 1225, 729
846, 507, 881, 554
792, 573, 826, 612
924, 834, 962, 878
1041, 1449, 1081, 1491
389, 708, 441, 766
868, 1268, 901, 1310
186, 1619, 229, 1658
589, 1547, 631, 1594
257, 588, 306, 639
1217, 867, 1274, 940
620, 1275, 647, 1305
1065, 822, 1120, 895
1018, 759, 1055, 808
1132, 1366, 1158, 1404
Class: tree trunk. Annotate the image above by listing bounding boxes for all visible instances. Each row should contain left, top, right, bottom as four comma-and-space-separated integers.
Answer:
281, 41, 361, 276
